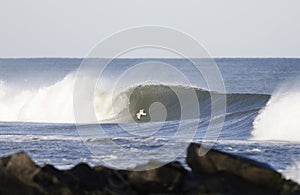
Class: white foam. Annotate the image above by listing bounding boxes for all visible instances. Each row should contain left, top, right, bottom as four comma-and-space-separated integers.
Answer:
0, 73, 128, 123
252, 83, 300, 141
0, 134, 80, 142
283, 160, 300, 184
0, 74, 76, 123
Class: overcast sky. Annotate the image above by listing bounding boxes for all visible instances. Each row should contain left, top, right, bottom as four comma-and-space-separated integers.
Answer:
0, 0, 299, 58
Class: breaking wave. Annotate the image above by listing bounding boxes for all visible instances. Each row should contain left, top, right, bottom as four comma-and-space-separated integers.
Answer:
253, 84, 300, 142
0, 73, 270, 124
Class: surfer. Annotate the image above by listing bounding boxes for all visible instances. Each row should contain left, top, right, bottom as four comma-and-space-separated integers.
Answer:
136, 109, 147, 120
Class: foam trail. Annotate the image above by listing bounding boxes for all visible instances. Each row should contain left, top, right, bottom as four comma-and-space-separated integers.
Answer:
252, 83, 300, 141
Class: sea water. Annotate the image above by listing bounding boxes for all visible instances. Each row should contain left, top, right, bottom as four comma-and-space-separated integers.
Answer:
0, 58, 299, 182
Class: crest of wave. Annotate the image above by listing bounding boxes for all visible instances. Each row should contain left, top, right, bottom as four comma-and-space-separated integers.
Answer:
0, 74, 76, 123
252, 82, 300, 141
0, 73, 123, 123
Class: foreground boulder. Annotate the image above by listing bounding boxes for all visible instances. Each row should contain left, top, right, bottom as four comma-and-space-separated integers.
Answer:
187, 143, 300, 194
0, 144, 298, 194
0, 152, 41, 194
120, 161, 188, 193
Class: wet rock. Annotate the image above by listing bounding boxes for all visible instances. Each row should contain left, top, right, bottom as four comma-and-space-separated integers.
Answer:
93, 166, 135, 194
121, 161, 188, 193
184, 171, 274, 194
33, 164, 73, 194
0, 152, 42, 194
34, 163, 135, 194
0, 152, 39, 183
0, 144, 298, 194
187, 143, 300, 194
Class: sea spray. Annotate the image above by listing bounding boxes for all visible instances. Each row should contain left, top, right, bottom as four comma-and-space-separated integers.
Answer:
0, 73, 125, 123
0, 74, 75, 123
253, 82, 300, 141
283, 160, 300, 184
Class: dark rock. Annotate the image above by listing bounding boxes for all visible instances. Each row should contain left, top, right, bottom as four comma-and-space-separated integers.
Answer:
187, 142, 300, 194
0, 152, 42, 194
93, 166, 135, 194
0, 144, 298, 194
121, 161, 188, 194
0, 167, 40, 195
68, 163, 103, 190
34, 164, 73, 194
184, 171, 274, 194
34, 163, 135, 194
0, 152, 39, 183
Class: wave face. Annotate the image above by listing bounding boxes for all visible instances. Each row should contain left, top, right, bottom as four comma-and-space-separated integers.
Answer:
0, 72, 270, 127
113, 84, 270, 123
253, 85, 300, 141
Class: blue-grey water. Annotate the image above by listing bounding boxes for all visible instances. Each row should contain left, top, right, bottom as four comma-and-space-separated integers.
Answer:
0, 58, 299, 180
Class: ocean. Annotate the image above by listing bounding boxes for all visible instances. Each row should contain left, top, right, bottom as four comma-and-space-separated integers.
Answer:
0, 58, 299, 182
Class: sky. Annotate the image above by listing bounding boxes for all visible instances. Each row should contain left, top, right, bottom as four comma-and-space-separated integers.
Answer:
0, 0, 300, 58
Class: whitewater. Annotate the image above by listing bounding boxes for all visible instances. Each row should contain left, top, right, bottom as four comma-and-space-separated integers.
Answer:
253, 82, 300, 141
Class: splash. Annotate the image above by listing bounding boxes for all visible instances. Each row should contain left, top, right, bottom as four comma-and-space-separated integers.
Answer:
253, 83, 300, 141
0, 74, 76, 123
283, 160, 300, 184
0, 73, 128, 123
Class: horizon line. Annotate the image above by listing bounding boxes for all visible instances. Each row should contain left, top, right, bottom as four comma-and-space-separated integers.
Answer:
0, 56, 300, 59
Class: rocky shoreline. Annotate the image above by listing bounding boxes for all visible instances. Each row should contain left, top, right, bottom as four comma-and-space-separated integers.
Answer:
0, 143, 299, 194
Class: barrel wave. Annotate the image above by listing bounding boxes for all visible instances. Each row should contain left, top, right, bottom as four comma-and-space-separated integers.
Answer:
112, 84, 270, 124
0, 73, 270, 129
